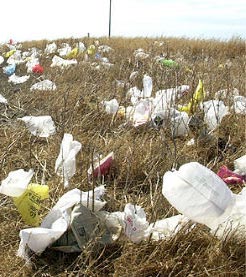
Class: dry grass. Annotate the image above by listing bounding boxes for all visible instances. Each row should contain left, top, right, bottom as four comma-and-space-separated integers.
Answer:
0, 36, 245, 276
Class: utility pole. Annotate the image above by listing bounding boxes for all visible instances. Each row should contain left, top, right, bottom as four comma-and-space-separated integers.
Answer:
108, 0, 112, 38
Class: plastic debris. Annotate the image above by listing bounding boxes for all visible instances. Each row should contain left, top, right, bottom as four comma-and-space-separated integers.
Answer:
142, 74, 153, 98
88, 152, 114, 179
4, 49, 16, 58
32, 64, 44, 74
66, 47, 79, 59
55, 133, 82, 188
217, 165, 246, 185
30, 80, 56, 91
44, 42, 57, 54
0, 94, 8, 104
51, 55, 77, 68
160, 59, 179, 68
102, 99, 119, 115
134, 49, 149, 60
98, 45, 113, 53
7, 50, 24, 65
18, 115, 56, 137
8, 73, 30, 84
26, 57, 39, 73
179, 80, 205, 114
203, 100, 229, 131
87, 45, 96, 55
234, 155, 246, 175
0, 55, 4, 65
233, 95, 246, 114
57, 43, 72, 56
3, 64, 16, 76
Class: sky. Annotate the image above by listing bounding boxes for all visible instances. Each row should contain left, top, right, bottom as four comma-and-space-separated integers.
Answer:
0, 0, 245, 43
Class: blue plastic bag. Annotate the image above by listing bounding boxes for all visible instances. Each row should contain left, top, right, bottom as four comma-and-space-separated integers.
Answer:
3, 64, 16, 76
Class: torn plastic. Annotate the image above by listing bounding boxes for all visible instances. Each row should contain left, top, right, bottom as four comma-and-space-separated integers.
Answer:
0, 55, 4, 65
57, 43, 72, 57
233, 95, 246, 114
30, 80, 56, 91
55, 133, 82, 188
8, 73, 30, 84
51, 55, 77, 68
98, 45, 113, 53
18, 115, 56, 137
217, 165, 246, 185
234, 155, 246, 175
44, 42, 57, 55
88, 152, 114, 179
26, 57, 39, 73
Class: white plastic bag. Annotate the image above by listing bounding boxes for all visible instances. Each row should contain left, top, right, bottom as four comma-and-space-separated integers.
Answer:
102, 99, 119, 115
26, 57, 39, 73
55, 133, 82, 187
0, 94, 8, 104
57, 43, 72, 56
8, 73, 30, 84
234, 155, 246, 175
170, 109, 189, 137
233, 96, 246, 114
162, 162, 235, 230
0, 55, 4, 65
142, 74, 152, 98
18, 115, 56, 137
30, 80, 56, 91
0, 169, 34, 197
203, 100, 229, 131
44, 42, 57, 54
50, 55, 77, 68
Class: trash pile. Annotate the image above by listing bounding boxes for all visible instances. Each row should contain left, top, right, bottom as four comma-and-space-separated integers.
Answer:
0, 38, 245, 267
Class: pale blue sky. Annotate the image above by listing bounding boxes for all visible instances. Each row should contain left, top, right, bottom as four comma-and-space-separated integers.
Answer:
0, 0, 245, 42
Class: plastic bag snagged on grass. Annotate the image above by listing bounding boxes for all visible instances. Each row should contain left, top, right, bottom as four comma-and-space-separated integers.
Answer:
88, 152, 114, 179
217, 165, 246, 185
0, 94, 8, 104
32, 64, 44, 74
0, 169, 49, 226
50, 55, 77, 68
30, 80, 56, 91
162, 162, 246, 239
102, 99, 119, 115
17, 186, 107, 258
234, 155, 246, 175
3, 63, 16, 76
0, 55, 4, 65
55, 133, 82, 188
18, 115, 56, 137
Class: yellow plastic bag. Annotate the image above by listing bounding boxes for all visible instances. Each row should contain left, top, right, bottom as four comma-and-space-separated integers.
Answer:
13, 183, 49, 226
87, 45, 96, 55
4, 49, 16, 58
66, 47, 79, 59
179, 80, 205, 114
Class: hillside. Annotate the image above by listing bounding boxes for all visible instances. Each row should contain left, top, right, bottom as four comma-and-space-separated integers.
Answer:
0, 36, 245, 276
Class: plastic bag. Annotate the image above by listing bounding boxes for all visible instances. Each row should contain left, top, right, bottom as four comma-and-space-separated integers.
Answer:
162, 162, 235, 230
18, 115, 56, 137
57, 43, 72, 56
160, 59, 179, 68
217, 165, 246, 185
4, 49, 16, 58
87, 45, 96, 55
170, 109, 189, 137
0, 169, 34, 197
0, 55, 4, 65
30, 80, 56, 91
142, 74, 152, 98
55, 133, 82, 187
102, 99, 119, 114
3, 64, 16, 76
203, 100, 229, 131
66, 47, 79, 59
13, 183, 49, 226
179, 80, 205, 114
50, 55, 77, 68
88, 152, 114, 179
0, 94, 8, 104
233, 95, 246, 114
44, 42, 57, 54
26, 58, 39, 73
234, 155, 246, 175
32, 64, 44, 74
8, 73, 30, 84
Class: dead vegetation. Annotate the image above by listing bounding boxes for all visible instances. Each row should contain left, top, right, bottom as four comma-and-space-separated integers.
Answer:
0, 36, 245, 276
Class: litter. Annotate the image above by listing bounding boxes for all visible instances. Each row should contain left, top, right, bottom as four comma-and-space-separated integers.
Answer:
98, 45, 113, 53
50, 55, 77, 68
18, 115, 56, 137
30, 80, 56, 91
87, 45, 96, 55
66, 47, 79, 59
57, 43, 72, 57
234, 155, 246, 175
55, 133, 82, 188
217, 165, 246, 185
32, 64, 44, 74
3, 64, 16, 76
0, 55, 4, 65
162, 162, 246, 239
4, 49, 16, 58
102, 99, 119, 115
233, 95, 246, 114
160, 59, 179, 68
44, 42, 57, 55
0, 94, 8, 104
7, 50, 24, 65
26, 57, 39, 73
88, 152, 114, 179
8, 73, 30, 84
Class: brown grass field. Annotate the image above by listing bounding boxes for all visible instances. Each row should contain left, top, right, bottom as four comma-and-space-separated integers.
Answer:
0, 36, 245, 276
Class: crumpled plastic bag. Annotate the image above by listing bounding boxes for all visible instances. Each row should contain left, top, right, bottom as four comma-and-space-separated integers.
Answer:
18, 115, 56, 137
170, 109, 189, 137
51, 55, 77, 68
0, 169, 48, 226
88, 152, 114, 179
234, 155, 246, 175
44, 42, 57, 55
233, 95, 246, 114
32, 64, 44, 74
17, 186, 106, 259
26, 58, 39, 73
160, 59, 179, 68
0, 55, 4, 65
203, 100, 229, 131
102, 99, 119, 115
3, 64, 16, 76
55, 133, 82, 187
66, 47, 79, 59
87, 45, 96, 55
217, 165, 246, 185
57, 43, 72, 56
0, 94, 8, 104
8, 73, 30, 84
4, 49, 16, 58
30, 80, 56, 91
7, 50, 24, 65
